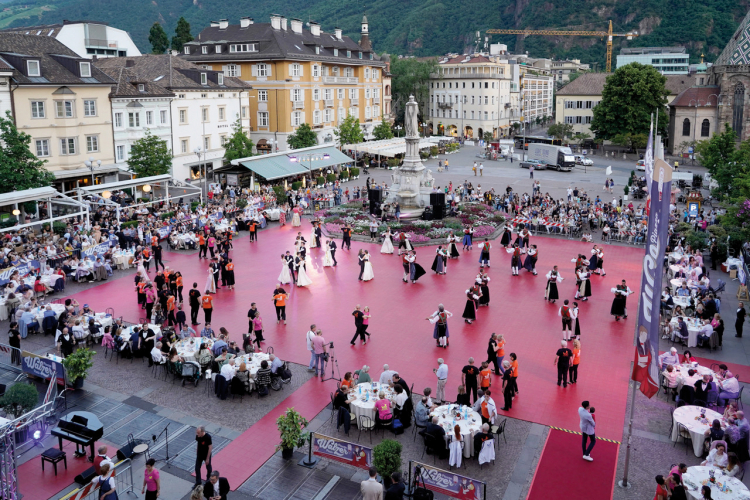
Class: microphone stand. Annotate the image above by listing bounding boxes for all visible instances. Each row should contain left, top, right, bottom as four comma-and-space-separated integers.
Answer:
152, 423, 175, 461
321, 343, 341, 382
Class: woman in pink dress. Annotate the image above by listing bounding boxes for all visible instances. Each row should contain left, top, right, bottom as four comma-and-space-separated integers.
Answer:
279, 204, 287, 226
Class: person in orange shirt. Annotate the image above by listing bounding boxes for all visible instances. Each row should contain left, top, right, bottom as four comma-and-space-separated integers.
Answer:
201, 292, 213, 323
198, 233, 207, 259
175, 272, 184, 303
225, 259, 235, 290
166, 293, 176, 326
479, 361, 492, 390
273, 288, 288, 324
142, 248, 151, 273
569, 339, 581, 384
136, 279, 147, 308
509, 353, 519, 396
496, 334, 506, 374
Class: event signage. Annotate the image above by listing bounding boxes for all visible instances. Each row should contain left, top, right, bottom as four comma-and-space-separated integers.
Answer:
412, 462, 484, 500
687, 201, 699, 218
311, 434, 372, 470
21, 351, 66, 384
631, 157, 673, 398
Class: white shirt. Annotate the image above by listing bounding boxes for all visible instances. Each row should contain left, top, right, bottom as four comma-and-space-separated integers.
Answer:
721, 377, 740, 393
436, 363, 448, 380
379, 370, 397, 385
306, 330, 315, 351
394, 392, 408, 408
220, 363, 237, 380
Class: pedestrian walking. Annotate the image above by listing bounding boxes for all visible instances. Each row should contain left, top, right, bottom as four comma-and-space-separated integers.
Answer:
554, 340, 572, 387
736, 302, 746, 338
579, 401, 596, 461
142, 458, 161, 500
194, 426, 213, 486
462, 357, 480, 404
434, 358, 448, 405
479, 163, 484, 176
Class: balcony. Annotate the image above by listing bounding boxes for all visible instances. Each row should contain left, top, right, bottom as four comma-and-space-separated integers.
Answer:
322, 76, 359, 84
437, 102, 453, 109
324, 99, 334, 108
85, 38, 118, 48
350, 98, 359, 106
293, 101, 304, 109
373, 96, 380, 104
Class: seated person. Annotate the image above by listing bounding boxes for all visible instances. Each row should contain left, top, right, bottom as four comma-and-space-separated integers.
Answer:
214, 347, 234, 367
415, 397, 431, 427
374, 392, 393, 422
255, 360, 272, 390
736, 410, 750, 440
151, 342, 166, 363
473, 423, 493, 457
235, 362, 251, 393
456, 385, 471, 407
658, 347, 680, 370
704, 419, 725, 453
333, 386, 356, 413
702, 442, 728, 468
682, 350, 697, 364
671, 318, 689, 343
423, 387, 435, 408
724, 419, 741, 447
269, 354, 284, 376
661, 365, 679, 399
219, 358, 237, 380
339, 372, 354, 390
693, 374, 715, 404
718, 372, 740, 406
196, 342, 214, 370
393, 385, 408, 410
353, 365, 371, 384
422, 416, 448, 458
676, 284, 691, 297
724, 453, 742, 477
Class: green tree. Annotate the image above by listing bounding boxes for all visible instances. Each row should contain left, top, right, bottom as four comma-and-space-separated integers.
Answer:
127, 130, 172, 177
612, 133, 648, 152
148, 23, 169, 54
372, 118, 394, 140
223, 119, 254, 162
590, 63, 669, 140
695, 124, 748, 200
547, 123, 573, 141
0, 111, 55, 195
287, 123, 318, 150
483, 131, 493, 143
334, 114, 364, 146
170, 17, 194, 52
567, 72, 582, 84
390, 57, 437, 125
573, 132, 591, 147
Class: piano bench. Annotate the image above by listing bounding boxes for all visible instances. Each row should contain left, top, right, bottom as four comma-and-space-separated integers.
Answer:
41, 448, 67, 476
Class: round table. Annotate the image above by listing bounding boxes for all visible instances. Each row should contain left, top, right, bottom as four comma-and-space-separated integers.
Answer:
683, 466, 750, 499
349, 382, 396, 425
670, 317, 704, 348
671, 405, 726, 457
430, 404, 483, 458
674, 363, 714, 392
174, 338, 214, 361
673, 296, 691, 310
111, 251, 134, 269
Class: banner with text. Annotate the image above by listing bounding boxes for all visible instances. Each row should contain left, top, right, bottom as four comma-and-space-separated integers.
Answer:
411, 462, 484, 500
631, 158, 673, 398
22, 351, 66, 385
312, 433, 372, 470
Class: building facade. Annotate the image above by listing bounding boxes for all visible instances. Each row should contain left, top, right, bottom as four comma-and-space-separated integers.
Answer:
667, 86, 719, 153
182, 15, 388, 152
551, 59, 590, 87
95, 55, 250, 181
616, 47, 690, 75
4, 20, 141, 59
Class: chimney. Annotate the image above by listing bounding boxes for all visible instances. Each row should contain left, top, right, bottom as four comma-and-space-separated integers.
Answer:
291, 19, 303, 34
334, 28, 342, 40
310, 22, 320, 36
240, 17, 253, 28
219, 19, 228, 30
210, 21, 220, 28
270, 14, 281, 30
125, 59, 135, 67
281, 17, 288, 30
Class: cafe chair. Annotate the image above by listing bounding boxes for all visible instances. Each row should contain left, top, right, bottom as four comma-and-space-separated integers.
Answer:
358, 415, 376, 444
413, 416, 428, 442
674, 422, 693, 455
329, 392, 337, 423
478, 439, 495, 468
491, 418, 508, 449
418, 432, 440, 464
448, 440, 464, 469
375, 412, 393, 436
727, 386, 745, 409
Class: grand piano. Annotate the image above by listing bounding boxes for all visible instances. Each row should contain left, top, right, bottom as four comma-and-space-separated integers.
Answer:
51, 411, 103, 462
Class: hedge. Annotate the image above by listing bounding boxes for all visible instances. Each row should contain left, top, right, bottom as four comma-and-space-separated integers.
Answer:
0, 217, 18, 229
317, 176, 326, 186
350, 167, 360, 177
235, 198, 248, 209
272, 185, 286, 201
120, 220, 140, 229
340, 170, 350, 179
160, 211, 175, 220
326, 173, 337, 183
43, 221, 67, 236
292, 181, 302, 190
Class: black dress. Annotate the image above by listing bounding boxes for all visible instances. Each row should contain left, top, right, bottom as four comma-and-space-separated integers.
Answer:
479, 280, 490, 306
500, 228, 512, 247
546, 274, 560, 301
462, 291, 477, 321
8, 328, 21, 365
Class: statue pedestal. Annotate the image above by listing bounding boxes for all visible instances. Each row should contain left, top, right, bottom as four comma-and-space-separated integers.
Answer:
389, 96, 433, 208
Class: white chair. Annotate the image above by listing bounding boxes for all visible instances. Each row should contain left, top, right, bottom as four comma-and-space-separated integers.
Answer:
449, 438, 463, 469
478, 438, 495, 467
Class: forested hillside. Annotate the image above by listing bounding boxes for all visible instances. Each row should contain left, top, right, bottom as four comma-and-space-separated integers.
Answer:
4, 0, 749, 65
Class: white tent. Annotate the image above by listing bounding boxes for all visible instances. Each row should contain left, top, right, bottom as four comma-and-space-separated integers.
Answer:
341, 138, 435, 158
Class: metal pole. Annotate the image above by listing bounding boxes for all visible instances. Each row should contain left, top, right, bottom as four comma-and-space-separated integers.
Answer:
619, 361, 638, 489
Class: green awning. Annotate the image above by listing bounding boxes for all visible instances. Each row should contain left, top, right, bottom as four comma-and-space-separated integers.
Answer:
225, 146, 354, 181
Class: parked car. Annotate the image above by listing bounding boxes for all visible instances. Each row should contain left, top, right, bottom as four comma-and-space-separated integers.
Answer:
636, 160, 646, 171
574, 155, 593, 166
519, 159, 546, 170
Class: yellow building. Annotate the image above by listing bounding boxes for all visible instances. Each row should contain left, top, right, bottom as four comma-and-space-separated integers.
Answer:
0, 33, 116, 190
183, 15, 390, 152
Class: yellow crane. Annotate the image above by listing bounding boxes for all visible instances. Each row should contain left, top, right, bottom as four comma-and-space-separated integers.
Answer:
486, 21, 639, 72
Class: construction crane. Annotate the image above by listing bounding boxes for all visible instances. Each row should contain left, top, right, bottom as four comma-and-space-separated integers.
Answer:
486, 21, 638, 72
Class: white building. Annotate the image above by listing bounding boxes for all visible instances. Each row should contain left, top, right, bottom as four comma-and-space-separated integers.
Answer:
94, 55, 251, 181
95, 63, 175, 171
617, 47, 690, 75
0, 57, 14, 118
4, 20, 141, 59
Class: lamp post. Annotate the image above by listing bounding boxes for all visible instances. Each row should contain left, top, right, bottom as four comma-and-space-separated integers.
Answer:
289, 152, 330, 213
84, 157, 101, 186
394, 125, 403, 138
193, 146, 205, 202
689, 99, 704, 165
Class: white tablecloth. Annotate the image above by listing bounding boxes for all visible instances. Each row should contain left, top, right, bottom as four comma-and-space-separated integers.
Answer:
674, 363, 714, 392
430, 404, 483, 458
235, 352, 270, 377
683, 466, 750, 500
125, 324, 162, 339
174, 338, 214, 361
673, 296, 691, 310
671, 317, 705, 347
349, 382, 396, 425
671, 405, 725, 456
111, 252, 134, 269
264, 209, 281, 221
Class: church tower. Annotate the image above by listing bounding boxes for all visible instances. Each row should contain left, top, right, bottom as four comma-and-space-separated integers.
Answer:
359, 15, 372, 51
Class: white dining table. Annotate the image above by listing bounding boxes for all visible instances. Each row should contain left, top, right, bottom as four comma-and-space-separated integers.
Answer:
173, 337, 214, 361
111, 251, 135, 269
670, 317, 705, 348
683, 466, 750, 500
349, 382, 396, 425
671, 405, 726, 457
674, 363, 715, 392
430, 404, 483, 458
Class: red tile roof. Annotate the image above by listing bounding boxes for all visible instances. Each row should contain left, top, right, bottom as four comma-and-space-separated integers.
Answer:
670, 86, 721, 107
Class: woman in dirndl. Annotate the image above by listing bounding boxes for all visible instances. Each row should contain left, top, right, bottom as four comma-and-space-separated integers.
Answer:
462, 227, 474, 250
523, 245, 538, 275
545, 267, 563, 302
431, 246, 447, 275
447, 233, 460, 258
575, 267, 592, 301
572, 302, 581, 338
587, 246, 599, 272
462, 285, 481, 324
428, 306, 452, 348
279, 204, 287, 226
595, 248, 606, 276
478, 273, 491, 306
500, 226, 513, 247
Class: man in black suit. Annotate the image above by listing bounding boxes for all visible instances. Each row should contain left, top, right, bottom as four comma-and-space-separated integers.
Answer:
423, 416, 448, 458
694, 374, 715, 405
704, 295, 717, 318
350, 305, 365, 345
314, 223, 322, 248
385, 471, 406, 500
473, 423, 492, 457
358, 250, 366, 280
327, 239, 337, 266
285, 251, 296, 281
203, 470, 230, 500
189, 283, 201, 325
392, 374, 410, 396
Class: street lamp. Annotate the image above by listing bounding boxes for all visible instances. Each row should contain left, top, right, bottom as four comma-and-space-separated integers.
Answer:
394, 125, 403, 138
84, 157, 101, 185
193, 147, 205, 202
689, 99, 704, 165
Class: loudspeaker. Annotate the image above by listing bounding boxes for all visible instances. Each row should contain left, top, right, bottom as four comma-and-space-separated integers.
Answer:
116, 443, 136, 461
369, 200, 380, 216
75, 466, 97, 485
429, 192, 445, 206
368, 189, 383, 203
432, 204, 445, 220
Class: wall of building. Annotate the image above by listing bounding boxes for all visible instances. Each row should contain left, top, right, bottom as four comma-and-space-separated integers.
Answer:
616, 54, 689, 74
0, 74, 12, 118
111, 97, 173, 169
56, 24, 141, 59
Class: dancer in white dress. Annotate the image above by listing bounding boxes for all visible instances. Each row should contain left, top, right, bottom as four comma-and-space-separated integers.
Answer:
296, 253, 313, 287
204, 266, 217, 294
361, 251, 375, 281
323, 243, 334, 267
291, 207, 301, 227
381, 229, 394, 254
278, 255, 293, 284
309, 226, 318, 249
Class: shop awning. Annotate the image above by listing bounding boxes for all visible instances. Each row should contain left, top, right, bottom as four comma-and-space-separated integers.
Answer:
341, 138, 435, 158
226, 145, 354, 181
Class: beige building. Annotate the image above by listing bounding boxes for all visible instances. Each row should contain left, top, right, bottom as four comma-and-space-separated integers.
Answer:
183, 15, 390, 152
0, 33, 116, 190
551, 59, 590, 86
555, 73, 694, 137
667, 86, 720, 153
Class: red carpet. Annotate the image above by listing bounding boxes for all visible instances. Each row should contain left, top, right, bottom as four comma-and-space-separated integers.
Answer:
527, 429, 619, 500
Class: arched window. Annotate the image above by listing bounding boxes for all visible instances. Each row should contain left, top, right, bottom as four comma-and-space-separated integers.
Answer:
682, 118, 691, 136
733, 83, 745, 137
701, 119, 710, 137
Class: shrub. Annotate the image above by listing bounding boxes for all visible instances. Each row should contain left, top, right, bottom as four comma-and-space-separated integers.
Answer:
326, 173, 337, 183
63, 348, 96, 382
190, 201, 201, 212
160, 211, 175, 220
0, 383, 38, 418
138, 197, 150, 203
685, 230, 708, 250
623, 185, 630, 196
675, 222, 693, 234
292, 181, 303, 191
387, 158, 400, 167
706, 225, 727, 239
0, 216, 18, 229
235, 198, 248, 209
373, 439, 402, 481
317, 176, 326, 186
430, 146, 439, 156
43, 221, 67, 236
120, 220, 139, 229
272, 185, 286, 201
340, 170, 350, 180
276, 408, 310, 452
350, 167, 360, 177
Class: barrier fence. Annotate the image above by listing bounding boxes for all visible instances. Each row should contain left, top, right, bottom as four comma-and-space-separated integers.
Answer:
0, 343, 23, 373
59, 458, 135, 500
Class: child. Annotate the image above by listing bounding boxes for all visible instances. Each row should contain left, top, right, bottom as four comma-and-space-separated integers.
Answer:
589, 407, 596, 422
252, 312, 264, 347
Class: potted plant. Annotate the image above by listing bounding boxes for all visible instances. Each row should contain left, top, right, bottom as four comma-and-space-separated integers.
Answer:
351, 167, 360, 179
623, 185, 629, 200
235, 198, 248, 209
372, 439, 402, 489
62, 348, 96, 389
276, 408, 310, 460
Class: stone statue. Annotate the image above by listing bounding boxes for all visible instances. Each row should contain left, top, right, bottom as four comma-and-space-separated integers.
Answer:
405, 95, 418, 138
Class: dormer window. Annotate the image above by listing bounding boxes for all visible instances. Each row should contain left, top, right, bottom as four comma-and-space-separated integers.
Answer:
27, 60, 40, 77
138, 84, 145, 92
79, 62, 91, 78
200, 73, 207, 85
333, 49, 338, 56
315, 46, 320, 54
369, 53, 373, 60
358, 52, 362, 59
347, 50, 351, 58
216, 45, 222, 54
202, 46, 208, 54
230, 43, 258, 53
218, 74, 224, 85
184, 47, 190, 55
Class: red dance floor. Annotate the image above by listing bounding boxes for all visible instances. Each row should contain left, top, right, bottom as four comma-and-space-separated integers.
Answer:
69, 224, 645, 486
527, 429, 619, 500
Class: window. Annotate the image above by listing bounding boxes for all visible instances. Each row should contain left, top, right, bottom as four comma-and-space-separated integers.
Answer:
258, 90, 268, 101
128, 112, 140, 127
179, 109, 187, 124
27, 60, 40, 77
315, 46, 320, 54
257, 64, 268, 77
204, 137, 210, 150
312, 88, 320, 101
220, 135, 228, 146
370, 53, 374, 60
225, 64, 239, 77
372, 69, 378, 80
59, 137, 76, 155
83, 100, 96, 117
565, 116, 574, 124
484, 111, 488, 120
31, 101, 45, 118
338, 107, 345, 123
55, 100, 74, 118
230, 43, 258, 53
365, 106, 371, 119
313, 110, 321, 125
183, 47, 190, 55
160, 110, 168, 124
241, 106, 248, 118
202, 107, 208, 122
258, 112, 269, 127
312, 65, 320, 77
324, 109, 333, 122
292, 111, 303, 126
682, 118, 691, 136
116, 145, 124, 161
138, 84, 145, 92
358, 52, 362, 59
324, 89, 332, 100
291, 64, 302, 77
333, 48, 338, 56
373, 105, 379, 116
216, 45, 222, 54
178, 94, 185, 99
114, 112, 123, 127
349, 88, 357, 99
145, 111, 153, 125
79, 62, 91, 77
484, 96, 488, 105
86, 135, 99, 153
181, 140, 188, 153
202, 46, 208, 54
584, 116, 592, 124
201, 93, 207, 98
344, 67, 354, 77
347, 50, 351, 58
218, 107, 225, 120
701, 119, 710, 137
35, 139, 49, 157
471, 111, 474, 119
337, 89, 344, 100
200, 73, 207, 85
365, 68, 370, 79
365, 88, 371, 99
218, 74, 224, 86
292, 88, 302, 102
585, 100, 593, 109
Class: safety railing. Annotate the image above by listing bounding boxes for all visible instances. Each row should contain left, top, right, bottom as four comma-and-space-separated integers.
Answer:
59, 458, 135, 500
0, 343, 23, 373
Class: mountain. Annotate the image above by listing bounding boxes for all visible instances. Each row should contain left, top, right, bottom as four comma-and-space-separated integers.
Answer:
3, 0, 749, 66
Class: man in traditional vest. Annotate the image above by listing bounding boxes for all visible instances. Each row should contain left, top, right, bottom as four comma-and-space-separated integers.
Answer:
479, 239, 491, 268
559, 299, 573, 341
